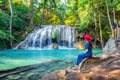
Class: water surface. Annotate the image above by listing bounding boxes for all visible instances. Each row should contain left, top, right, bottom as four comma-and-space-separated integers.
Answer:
0, 49, 102, 71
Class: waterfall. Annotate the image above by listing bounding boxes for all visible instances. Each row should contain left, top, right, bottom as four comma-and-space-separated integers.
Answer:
15, 25, 76, 49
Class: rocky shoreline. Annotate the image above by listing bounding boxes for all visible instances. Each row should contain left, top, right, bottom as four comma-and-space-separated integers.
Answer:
41, 38, 120, 80
41, 51, 120, 80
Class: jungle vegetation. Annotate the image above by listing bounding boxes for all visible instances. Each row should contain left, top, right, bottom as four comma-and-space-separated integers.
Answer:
0, 0, 120, 49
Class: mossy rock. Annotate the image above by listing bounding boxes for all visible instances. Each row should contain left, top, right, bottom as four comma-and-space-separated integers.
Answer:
7, 75, 21, 80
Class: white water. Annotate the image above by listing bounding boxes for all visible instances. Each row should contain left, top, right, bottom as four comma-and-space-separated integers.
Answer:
15, 25, 76, 49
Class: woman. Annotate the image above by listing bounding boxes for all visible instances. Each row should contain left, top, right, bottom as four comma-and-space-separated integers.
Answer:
76, 34, 93, 65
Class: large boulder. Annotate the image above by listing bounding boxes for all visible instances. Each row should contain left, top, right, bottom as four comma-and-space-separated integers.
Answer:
103, 38, 117, 54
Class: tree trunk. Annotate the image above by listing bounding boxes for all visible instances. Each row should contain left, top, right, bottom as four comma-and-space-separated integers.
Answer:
29, 0, 34, 28
106, 0, 114, 38
98, 11, 104, 48
94, 11, 98, 48
8, 0, 13, 48
112, 2, 119, 39
91, 0, 98, 48
96, 0, 104, 49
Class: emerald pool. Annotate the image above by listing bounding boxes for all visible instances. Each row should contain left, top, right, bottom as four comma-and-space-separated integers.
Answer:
0, 49, 102, 71
0, 49, 102, 80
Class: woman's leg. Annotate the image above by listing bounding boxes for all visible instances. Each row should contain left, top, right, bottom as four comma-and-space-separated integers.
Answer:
76, 53, 92, 65
76, 54, 84, 65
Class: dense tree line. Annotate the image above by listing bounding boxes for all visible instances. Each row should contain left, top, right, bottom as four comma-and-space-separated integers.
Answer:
0, 0, 120, 49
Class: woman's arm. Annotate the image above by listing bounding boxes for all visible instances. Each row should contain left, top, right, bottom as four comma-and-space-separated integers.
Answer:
84, 42, 89, 53
84, 49, 88, 53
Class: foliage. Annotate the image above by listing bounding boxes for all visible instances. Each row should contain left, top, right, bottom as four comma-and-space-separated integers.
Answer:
52, 28, 58, 39
0, 30, 14, 40
0, 9, 14, 48
0, 29, 14, 49
64, 15, 79, 26
0, 0, 120, 49
0, 9, 9, 30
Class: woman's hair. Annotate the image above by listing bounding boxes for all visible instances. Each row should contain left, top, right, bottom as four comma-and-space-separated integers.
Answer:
89, 42, 93, 50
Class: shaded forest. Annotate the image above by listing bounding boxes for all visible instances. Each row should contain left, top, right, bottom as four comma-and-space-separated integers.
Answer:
0, 0, 120, 49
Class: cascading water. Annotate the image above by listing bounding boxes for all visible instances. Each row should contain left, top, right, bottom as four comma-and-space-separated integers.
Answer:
15, 25, 76, 49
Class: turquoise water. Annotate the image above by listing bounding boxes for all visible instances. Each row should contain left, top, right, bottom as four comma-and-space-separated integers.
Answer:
0, 49, 102, 71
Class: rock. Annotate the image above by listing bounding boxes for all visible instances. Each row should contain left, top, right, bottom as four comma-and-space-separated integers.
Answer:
66, 72, 80, 80
17, 41, 26, 49
23, 73, 39, 80
7, 75, 21, 80
116, 41, 120, 50
57, 70, 66, 79
38, 68, 46, 72
100, 54, 109, 59
117, 27, 120, 41
75, 41, 85, 50
41, 53, 120, 80
103, 38, 117, 54
65, 61, 73, 64
28, 73, 40, 80
41, 71, 59, 80
91, 76, 106, 80
53, 43, 58, 49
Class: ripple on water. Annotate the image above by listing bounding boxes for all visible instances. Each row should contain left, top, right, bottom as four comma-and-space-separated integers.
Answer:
0, 60, 74, 80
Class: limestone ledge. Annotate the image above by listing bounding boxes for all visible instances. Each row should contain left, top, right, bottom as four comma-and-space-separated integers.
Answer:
41, 51, 120, 80
75, 41, 85, 50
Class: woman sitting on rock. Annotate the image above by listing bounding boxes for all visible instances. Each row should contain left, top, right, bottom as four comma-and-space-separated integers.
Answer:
76, 34, 93, 65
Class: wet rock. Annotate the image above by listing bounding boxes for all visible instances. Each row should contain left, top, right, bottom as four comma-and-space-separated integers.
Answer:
20, 72, 25, 75
23, 73, 36, 80
7, 75, 21, 80
65, 61, 73, 64
17, 41, 26, 49
28, 73, 40, 80
53, 43, 58, 49
38, 68, 46, 72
